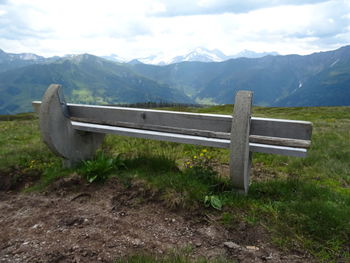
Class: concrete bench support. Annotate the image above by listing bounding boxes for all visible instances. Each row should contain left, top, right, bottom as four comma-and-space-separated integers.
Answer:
230, 91, 253, 193
39, 84, 104, 167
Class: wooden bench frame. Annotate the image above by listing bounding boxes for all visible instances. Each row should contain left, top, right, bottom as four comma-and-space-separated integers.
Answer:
33, 84, 312, 193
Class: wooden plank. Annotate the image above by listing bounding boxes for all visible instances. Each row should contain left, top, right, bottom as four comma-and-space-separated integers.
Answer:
32, 101, 312, 141
71, 121, 230, 148
250, 143, 307, 157
251, 117, 312, 140
71, 120, 307, 157
70, 116, 231, 139
229, 91, 253, 194
249, 135, 311, 148
68, 103, 232, 133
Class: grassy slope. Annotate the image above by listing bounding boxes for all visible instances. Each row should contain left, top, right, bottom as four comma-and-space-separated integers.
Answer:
0, 106, 349, 262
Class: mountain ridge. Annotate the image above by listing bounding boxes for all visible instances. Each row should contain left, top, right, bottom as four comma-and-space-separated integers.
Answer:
0, 45, 349, 114
0, 54, 192, 114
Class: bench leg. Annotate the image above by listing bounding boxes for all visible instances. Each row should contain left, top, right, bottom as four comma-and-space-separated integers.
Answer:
39, 84, 105, 167
229, 90, 253, 194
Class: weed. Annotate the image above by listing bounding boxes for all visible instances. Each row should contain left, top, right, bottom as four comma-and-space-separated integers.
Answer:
80, 152, 125, 183
184, 149, 219, 185
204, 195, 222, 210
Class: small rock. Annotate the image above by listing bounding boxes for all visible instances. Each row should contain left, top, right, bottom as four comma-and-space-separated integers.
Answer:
131, 238, 143, 247
197, 226, 222, 239
171, 218, 176, 223
195, 241, 202, 247
246, 245, 259, 251
224, 241, 240, 249
73, 245, 80, 250
262, 253, 273, 260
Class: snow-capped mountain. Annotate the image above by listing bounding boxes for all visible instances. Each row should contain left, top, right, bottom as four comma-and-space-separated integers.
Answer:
136, 54, 174, 65
128, 47, 279, 65
0, 49, 53, 73
134, 48, 228, 65
101, 54, 126, 63
170, 47, 228, 63
230, 49, 279, 59
0, 49, 45, 63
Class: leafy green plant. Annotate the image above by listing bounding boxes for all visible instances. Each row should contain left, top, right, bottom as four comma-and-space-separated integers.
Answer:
204, 195, 222, 210
80, 152, 125, 183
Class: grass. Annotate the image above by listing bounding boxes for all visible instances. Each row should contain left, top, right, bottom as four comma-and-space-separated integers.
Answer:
0, 106, 349, 262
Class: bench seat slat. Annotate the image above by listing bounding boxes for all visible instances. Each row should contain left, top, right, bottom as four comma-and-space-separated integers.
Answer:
71, 121, 230, 148
71, 121, 307, 157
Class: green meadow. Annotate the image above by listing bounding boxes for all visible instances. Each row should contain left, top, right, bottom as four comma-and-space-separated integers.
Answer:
0, 105, 349, 262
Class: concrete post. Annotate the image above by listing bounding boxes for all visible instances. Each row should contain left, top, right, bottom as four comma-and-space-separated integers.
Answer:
39, 84, 105, 167
229, 90, 253, 194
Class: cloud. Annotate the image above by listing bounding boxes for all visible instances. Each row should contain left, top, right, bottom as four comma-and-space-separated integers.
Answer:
0, 0, 349, 58
0, 1, 52, 40
277, 0, 350, 51
153, 0, 330, 17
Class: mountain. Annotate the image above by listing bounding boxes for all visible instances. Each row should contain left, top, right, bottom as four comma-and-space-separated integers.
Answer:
272, 46, 350, 106
0, 54, 192, 114
170, 48, 228, 64
230, 50, 279, 59
128, 59, 143, 65
0, 49, 47, 73
169, 48, 279, 63
136, 54, 171, 65
127, 48, 278, 65
129, 45, 350, 106
101, 54, 126, 63
1, 45, 350, 114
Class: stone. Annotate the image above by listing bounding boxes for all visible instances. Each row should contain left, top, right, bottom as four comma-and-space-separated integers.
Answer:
224, 241, 241, 249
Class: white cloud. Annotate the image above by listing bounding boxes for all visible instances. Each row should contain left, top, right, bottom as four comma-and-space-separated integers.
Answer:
0, 0, 349, 58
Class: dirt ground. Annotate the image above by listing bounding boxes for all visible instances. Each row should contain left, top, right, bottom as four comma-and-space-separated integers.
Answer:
0, 171, 314, 263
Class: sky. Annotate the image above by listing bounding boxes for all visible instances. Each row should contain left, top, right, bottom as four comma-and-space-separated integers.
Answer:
0, 0, 349, 59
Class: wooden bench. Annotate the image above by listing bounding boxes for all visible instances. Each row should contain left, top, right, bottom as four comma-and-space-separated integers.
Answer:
32, 84, 312, 193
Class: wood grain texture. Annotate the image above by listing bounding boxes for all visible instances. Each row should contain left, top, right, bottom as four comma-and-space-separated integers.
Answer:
249, 135, 311, 148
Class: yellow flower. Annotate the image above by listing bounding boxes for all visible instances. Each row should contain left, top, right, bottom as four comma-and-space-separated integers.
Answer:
200, 153, 204, 157
190, 166, 193, 168
202, 149, 207, 153
193, 156, 197, 159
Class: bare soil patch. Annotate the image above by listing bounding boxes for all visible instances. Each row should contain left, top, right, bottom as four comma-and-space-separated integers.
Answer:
0, 173, 314, 263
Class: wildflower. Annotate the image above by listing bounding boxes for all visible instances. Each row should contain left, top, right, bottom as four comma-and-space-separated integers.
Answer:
200, 153, 204, 157
190, 166, 193, 168
202, 149, 207, 153
194, 156, 197, 159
